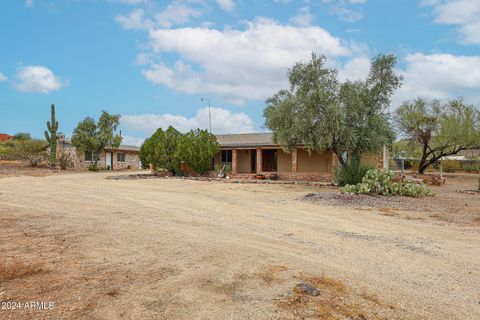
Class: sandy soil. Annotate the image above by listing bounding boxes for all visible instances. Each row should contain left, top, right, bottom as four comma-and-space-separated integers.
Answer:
0, 171, 479, 319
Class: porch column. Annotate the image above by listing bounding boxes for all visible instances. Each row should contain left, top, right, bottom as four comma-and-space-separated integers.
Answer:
291, 148, 298, 173
256, 148, 262, 173
232, 148, 238, 175
331, 152, 339, 176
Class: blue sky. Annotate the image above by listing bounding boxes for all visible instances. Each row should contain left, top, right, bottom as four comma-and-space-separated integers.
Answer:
1, 0, 479, 145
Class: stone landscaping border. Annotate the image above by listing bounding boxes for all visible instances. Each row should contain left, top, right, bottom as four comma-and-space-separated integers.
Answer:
106, 173, 334, 187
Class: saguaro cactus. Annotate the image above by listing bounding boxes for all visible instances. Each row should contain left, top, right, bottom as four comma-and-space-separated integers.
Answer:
44, 104, 59, 167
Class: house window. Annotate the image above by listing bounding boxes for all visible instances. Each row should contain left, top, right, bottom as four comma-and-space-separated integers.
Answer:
221, 150, 232, 163
84, 151, 99, 162
117, 152, 126, 163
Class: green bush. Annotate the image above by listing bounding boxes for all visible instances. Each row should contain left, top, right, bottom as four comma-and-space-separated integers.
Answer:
462, 163, 480, 172
88, 162, 98, 171
341, 169, 432, 198
441, 160, 461, 173
336, 160, 374, 186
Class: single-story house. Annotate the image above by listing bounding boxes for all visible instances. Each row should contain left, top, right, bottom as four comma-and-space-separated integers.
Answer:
55, 134, 141, 170
213, 133, 388, 181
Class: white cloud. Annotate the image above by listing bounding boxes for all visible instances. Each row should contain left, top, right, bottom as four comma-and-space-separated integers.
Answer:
217, 0, 235, 12
15, 66, 65, 93
25, 0, 34, 8
116, 2, 202, 30
141, 17, 351, 103
289, 7, 314, 27
115, 9, 150, 30
121, 107, 255, 135
392, 53, 480, 107
338, 56, 371, 82
0, 72, 7, 82
424, 0, 480, 44
121, 135, 145, 146
118, 0, 146, 4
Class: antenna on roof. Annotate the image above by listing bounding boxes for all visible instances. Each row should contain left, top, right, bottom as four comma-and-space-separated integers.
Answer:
201, 97, 212, 133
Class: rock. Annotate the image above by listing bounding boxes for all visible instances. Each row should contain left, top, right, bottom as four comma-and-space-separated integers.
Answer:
294, 283, 321, 296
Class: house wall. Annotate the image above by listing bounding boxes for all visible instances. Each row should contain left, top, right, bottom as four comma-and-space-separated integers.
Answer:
297, 149, 332, 173
277, 149, 291, 172
55, 137, 139, 170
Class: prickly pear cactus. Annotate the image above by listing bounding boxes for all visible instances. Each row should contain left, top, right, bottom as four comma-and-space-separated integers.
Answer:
44, 104, 59, 168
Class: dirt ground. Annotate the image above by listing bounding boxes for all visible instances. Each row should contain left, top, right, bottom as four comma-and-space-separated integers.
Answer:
0, 171, 479, 319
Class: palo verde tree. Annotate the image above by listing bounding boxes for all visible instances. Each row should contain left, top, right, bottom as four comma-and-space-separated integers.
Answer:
44, 104, 59, 167
264, 53, 401, 168
71, 111, 122, 167
394, 98, 480, 174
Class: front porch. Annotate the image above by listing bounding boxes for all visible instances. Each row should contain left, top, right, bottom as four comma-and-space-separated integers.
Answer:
214, 147, 337, 182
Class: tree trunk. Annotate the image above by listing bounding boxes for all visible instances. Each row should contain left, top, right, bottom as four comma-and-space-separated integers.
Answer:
418, 142, 430, 174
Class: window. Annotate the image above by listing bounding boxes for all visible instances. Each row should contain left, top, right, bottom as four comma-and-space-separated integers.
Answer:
84, 151, 99, 162
221, 150, 232, 163
117, 152, 126, 162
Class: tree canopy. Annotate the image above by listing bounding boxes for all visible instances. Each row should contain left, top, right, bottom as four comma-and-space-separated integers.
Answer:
394, 98, 480, 173
140, 126, 218, 175
71, 111, 122, 162
3, 139, 47, 166
264, 53, 401, 168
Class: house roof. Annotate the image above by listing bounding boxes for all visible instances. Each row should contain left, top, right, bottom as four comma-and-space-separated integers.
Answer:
106, 145, 140, 152
215, 133, 276, 148
62, 138, 140, 152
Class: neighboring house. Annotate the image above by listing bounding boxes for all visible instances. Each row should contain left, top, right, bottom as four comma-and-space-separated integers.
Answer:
55, 134, 141, 170
213, 133, 388, 181
0, 133, 14, 142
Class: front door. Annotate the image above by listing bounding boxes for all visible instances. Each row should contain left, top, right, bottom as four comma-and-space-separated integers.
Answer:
262, 149, 277, 172
105, 152, 113, 170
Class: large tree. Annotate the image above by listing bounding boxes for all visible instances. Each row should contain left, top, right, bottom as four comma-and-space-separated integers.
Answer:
264, 53, 401, 168
177, 129, 219, 174
71, 111, 122, 166
394, 98, 480, 173
140, 127, 218, 175
140, 126, 182, 174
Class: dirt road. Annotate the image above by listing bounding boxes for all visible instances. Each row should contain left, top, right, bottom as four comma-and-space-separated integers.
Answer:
0, 172, 479, 319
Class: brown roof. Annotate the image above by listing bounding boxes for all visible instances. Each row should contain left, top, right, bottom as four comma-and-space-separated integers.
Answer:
215, 133, 276, 148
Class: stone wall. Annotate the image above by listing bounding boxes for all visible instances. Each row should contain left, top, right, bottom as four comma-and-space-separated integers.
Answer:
53, 135, 139, 170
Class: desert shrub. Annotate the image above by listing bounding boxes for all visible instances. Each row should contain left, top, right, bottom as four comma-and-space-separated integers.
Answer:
336, 160, 374, 186
441, 160, 461, 173
58, 151, 74, 170
462, 163, 480, 173
342, 169, 432, 198
88, 162, 98, 171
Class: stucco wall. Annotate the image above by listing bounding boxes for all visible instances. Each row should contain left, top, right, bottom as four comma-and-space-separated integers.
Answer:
297, 149, 332, 173
277, 149, 292, 172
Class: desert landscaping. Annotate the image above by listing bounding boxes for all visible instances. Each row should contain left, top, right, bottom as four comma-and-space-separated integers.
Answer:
1, 170, 479, 319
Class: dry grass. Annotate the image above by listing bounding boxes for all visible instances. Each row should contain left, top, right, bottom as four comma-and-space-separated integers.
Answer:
278, 273, 399, 320
0, 257, 47, 281
256, 265, 288, 284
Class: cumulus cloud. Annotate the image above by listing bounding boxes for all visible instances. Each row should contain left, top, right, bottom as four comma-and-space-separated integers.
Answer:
15, 65, 65, 93
140, 17, 351, 103
338, 56, 371, 82
0, 72, 7, 82
121, 107, 255, 135
424, 0, 480, 44
392, 52, 480, 107
217, 0, 235, 12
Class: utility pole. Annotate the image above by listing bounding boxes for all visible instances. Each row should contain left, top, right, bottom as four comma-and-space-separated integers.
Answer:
201, 97, 212, 132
